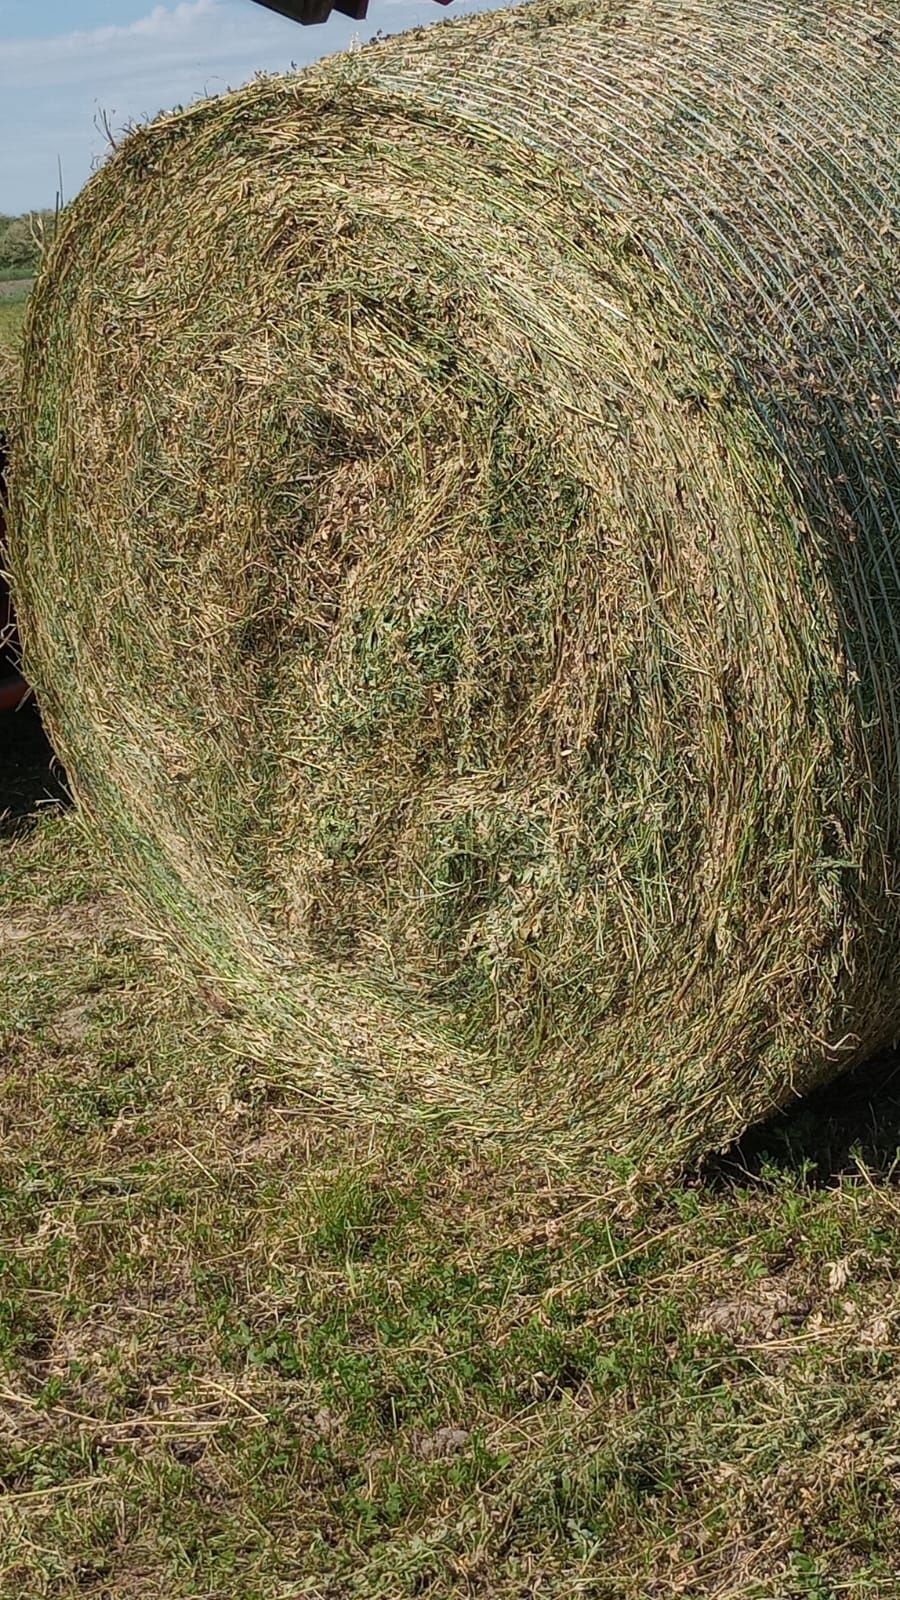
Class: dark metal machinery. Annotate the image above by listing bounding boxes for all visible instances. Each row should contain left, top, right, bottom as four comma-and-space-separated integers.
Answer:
252, 0, 452, 26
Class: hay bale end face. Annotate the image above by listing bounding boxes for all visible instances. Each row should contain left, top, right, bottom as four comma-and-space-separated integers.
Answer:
10, 0, 900, 1170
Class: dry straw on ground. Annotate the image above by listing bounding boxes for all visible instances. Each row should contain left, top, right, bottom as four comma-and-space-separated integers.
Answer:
9, 0, 900, 1172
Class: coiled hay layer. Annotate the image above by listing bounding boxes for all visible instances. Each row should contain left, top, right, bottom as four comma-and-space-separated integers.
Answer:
10, 0, 900, 1169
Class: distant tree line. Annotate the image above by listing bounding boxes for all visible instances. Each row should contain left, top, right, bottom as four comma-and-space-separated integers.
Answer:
0, 212, 59, 277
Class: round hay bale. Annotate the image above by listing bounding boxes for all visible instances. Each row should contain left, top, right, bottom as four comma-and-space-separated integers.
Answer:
9, 0, 900, 1170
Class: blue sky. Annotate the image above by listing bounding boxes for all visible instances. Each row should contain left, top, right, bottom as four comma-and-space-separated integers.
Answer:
0, 0, 507, 214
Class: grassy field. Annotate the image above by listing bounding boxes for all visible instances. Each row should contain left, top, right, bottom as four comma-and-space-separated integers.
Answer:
4, 302, 900, 1600
0, 290, 28, 353
3, 803, 900, 1599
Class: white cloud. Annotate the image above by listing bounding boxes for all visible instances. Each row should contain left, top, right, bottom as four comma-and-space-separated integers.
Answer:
1, 0, 311, 95
14, 0, 221, 57
1, 0, 503, 211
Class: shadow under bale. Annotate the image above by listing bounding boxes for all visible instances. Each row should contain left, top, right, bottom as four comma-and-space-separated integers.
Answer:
706, 1048, 900, 1189
0, 702, 67, 839
1, 425, 68, 836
